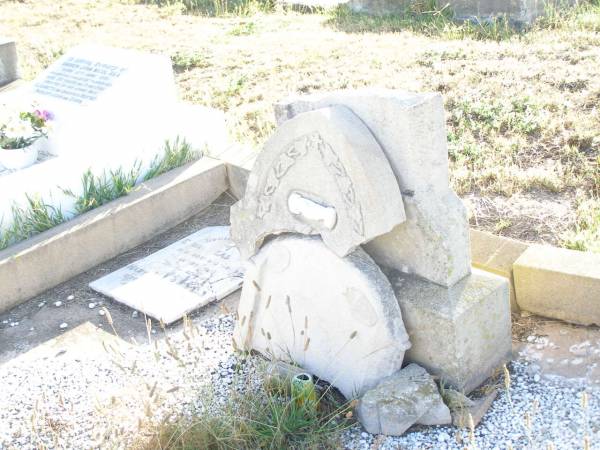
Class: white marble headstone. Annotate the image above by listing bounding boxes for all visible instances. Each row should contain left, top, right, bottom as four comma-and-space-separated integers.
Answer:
29, 44, 176, 159
90, 226, 244, 324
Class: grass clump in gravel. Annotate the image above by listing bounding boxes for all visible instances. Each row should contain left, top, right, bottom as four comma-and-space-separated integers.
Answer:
140, 368, 354, 450
143, 138, 201, 181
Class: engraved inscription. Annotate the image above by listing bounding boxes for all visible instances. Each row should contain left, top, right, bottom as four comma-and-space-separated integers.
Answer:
34, 57, 127, 104
257, 132, 364, 237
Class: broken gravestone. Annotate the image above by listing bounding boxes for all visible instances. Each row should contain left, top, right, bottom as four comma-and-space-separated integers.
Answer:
90, 226, 243, 324
230, 105, 405, 259
233, 234, 410, 398
357, 363, 451, 435
274, 89, 470, 287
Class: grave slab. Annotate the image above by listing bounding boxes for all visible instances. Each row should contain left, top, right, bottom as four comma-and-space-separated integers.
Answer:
90, 226, 243, 324
385, 267, 512, 393
233, 234, 411, 399
274, 89, 471, 287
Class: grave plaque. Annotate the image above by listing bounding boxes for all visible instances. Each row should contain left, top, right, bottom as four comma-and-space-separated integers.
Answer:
90, 226, 244, 324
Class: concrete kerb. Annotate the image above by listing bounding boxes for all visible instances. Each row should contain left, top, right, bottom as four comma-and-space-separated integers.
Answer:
0, 157, 228, 314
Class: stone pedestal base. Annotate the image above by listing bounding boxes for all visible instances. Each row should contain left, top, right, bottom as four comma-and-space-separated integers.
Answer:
385, 268, 512, 393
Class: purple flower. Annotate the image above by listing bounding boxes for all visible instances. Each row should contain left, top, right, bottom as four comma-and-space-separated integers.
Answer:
34, 110, 54, 121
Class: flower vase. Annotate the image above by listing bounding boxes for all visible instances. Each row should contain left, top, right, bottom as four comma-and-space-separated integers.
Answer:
0, 140, 41, 170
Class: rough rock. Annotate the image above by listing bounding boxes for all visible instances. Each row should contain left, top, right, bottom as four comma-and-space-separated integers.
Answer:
233, 234, 410, 399
357, 364, 450, 435
274, 89, 471, 287
231, 105, 405, 260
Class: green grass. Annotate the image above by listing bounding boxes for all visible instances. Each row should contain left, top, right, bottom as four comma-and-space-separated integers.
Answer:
171, 51, 211, 73
561, 196, 600, 252
65, 163, 141, 214
326, 3, 517, 41
143, 138, 202, 181
0, 195, 66, 250
139, 367, 353, 450
139, 0, 274, 16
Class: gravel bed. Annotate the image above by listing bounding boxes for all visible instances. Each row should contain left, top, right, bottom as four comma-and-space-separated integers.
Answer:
1, 312, 599, 449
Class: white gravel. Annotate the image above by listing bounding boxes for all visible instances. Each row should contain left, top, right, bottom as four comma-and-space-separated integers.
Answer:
1, 313, 599, 449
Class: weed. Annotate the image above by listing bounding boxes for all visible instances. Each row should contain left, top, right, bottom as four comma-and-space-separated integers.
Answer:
0, 194, 67, 249
64, 163, 141, 214
139, 0, 274, 16
139, 366, 353, 449
143, 138, 201, 181
171, 51, 210, 72
561, 195, 600, 252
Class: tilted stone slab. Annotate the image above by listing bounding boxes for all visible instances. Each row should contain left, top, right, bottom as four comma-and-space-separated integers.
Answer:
274, 89, 471, 287
384, 267, 512, 393
90, 226, 244, 325
230, 105, 405, 259
233, 234, 411, 399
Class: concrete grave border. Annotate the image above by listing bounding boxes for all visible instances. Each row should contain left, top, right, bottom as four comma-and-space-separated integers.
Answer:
0, 157, 227, 313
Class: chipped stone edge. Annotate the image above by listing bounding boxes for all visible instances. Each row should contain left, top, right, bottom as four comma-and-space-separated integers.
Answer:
0, 157, 228, 314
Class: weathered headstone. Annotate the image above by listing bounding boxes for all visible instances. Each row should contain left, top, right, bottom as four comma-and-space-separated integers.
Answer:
275, 89, 471, 288
231, 105, 405, 259
90, 226, 243, 324
0, 39, 18, 87
233, 234, 411, 398
27, 44, 176, 158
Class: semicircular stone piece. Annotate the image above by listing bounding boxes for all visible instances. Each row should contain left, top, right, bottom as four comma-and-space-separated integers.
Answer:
233, 234, 411, 399
230, 105, 405, 259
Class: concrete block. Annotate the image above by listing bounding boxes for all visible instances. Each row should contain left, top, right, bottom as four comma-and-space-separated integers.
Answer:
513, 245, 600, 326
0, 158, 227, 314
470, 229, 529, 312
385, 267, 512, 393
275, 89, 471, 287
0, 39, 18, 87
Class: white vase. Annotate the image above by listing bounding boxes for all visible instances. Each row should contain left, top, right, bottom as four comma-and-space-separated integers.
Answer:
0, 139, 41, 170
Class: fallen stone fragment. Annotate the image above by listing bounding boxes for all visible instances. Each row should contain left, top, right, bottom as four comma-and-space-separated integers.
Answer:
357, 364, 450, 435
452, 390, 498, 428
230, 105, 405, 260
233, 234, 410, 399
